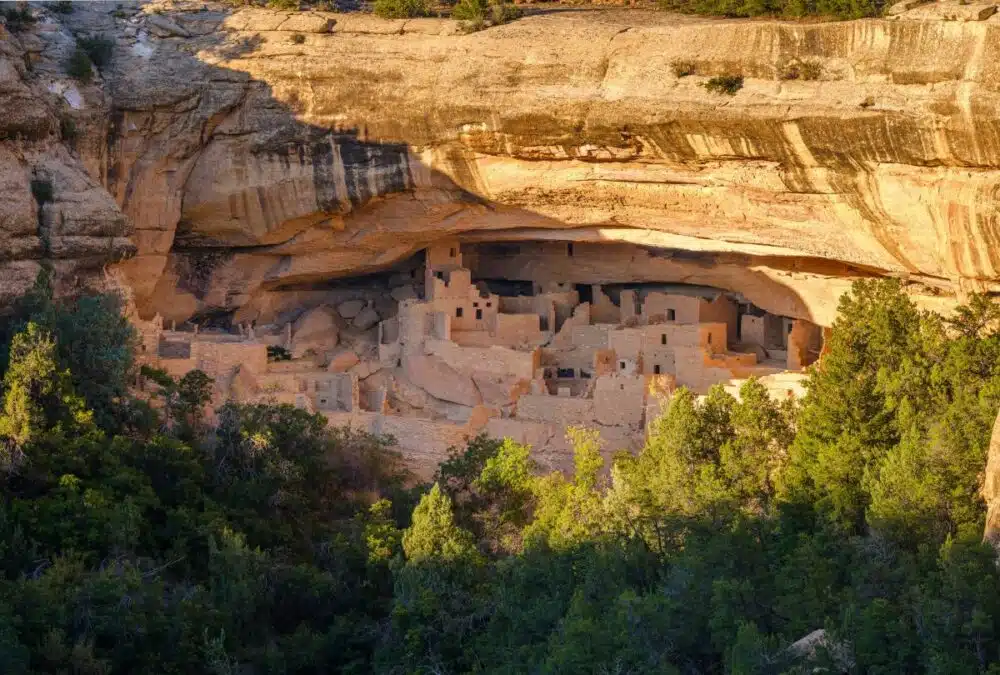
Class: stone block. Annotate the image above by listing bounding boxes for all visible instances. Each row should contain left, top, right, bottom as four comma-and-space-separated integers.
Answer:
886, 0, 931, 14
404, 353, 481, 407
277, 12, 336, 33
327, 348, 360, 373
337, 300, 365, 319
353, 306, 380, 331
146, 14, 193, 38
391, 284, 417, 302
291, 305, 339, 358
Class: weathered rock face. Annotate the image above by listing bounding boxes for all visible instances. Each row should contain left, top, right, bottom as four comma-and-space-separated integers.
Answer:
982, 411, 1000, 546
49, 1, 1000, 324
0, 10, 132, 305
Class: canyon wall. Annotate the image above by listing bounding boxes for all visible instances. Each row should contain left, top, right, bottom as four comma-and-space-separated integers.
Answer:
0, 10, 131, 306
8, 1, 1000, 323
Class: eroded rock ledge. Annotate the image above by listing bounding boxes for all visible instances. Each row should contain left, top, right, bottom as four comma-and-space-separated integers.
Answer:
0, 10, 132, 304
47, 1, 1000, 323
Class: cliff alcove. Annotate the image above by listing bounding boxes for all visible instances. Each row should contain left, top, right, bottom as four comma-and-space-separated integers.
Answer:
3, 0, 1000, 475
3, 0, 987, 324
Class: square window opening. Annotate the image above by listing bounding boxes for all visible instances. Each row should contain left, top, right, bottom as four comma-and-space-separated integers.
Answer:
456, 307, 463, 318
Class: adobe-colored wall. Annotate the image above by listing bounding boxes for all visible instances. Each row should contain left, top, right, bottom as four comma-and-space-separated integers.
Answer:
699, 295, 739, 344
424, 338, 538, 380
542, 347, 597, 372
640, 347, 676, 376
494, 312, 543, 346
672, 346, 758, 393
552, 302, 591, 348
429, 289, 500, 332
160, 357, 197, 379
190, 341, 267, 379
425, 241, 462, 270
741, 315, 767, 349
515, 394, 596, 426
594, 376, 645, 427
424, 241, 463, 292
590, 286, 620, 324
323, 410, 472, 481
609, 328, 643, 360
787, 319, 823, 370
643, 292, 701, 323
397, 300, 433, 347
570, 324, 612, 350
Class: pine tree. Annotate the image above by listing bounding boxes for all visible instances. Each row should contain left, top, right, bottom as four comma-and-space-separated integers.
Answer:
402, 483, 480, 564
0, 322, 90, 470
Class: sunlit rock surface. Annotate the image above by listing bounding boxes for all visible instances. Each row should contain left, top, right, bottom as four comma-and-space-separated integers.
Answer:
24, 0, 1000, 323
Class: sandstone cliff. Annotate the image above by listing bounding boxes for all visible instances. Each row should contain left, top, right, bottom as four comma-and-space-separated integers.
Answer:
11, 1, 1000, 325
0, 8, 131, 305
983, 410, 1000, 546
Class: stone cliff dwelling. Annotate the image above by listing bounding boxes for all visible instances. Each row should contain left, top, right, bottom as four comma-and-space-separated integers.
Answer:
134, 239, 823, 478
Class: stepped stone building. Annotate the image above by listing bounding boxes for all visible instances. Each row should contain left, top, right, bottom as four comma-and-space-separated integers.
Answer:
132, 241, 821, 478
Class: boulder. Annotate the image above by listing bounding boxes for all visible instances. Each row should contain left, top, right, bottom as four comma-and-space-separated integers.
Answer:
403, 353, 481, 407
349, 359, 383, 380
146, 14, 193, 38
390, 284, 417, 302
472, 372, 521, 407
327, 348, 360, 373
291, 305, 339, 358
352, 306, 380, 331
785, 629, 853, 671
337, 299, 365, 319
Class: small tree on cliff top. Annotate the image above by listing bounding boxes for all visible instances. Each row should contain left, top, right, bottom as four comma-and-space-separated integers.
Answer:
373, 0, 429, 18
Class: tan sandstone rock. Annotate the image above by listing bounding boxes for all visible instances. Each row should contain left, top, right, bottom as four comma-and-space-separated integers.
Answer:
337, 300, 365, 320
0, 15, 131, 306
291, 305, 339, 358
403, 353, 481, 407
352, 306, 380, 331
26, 2, 1000, 325
982, 411, 1000, 547
327, 348, 361, 373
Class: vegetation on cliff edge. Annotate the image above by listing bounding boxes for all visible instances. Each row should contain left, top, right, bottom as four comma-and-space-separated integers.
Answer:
658, 0, 889, 19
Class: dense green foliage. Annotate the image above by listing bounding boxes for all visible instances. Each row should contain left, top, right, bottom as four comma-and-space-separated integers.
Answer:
658, 0, 888, 19
0, 6, 36, 32
451, 0, 522, 28
3, 277, 1000, 672
0, 277, 411, 673
64, 48, 93, 83
704, 75, 745, 96
76, 35, 114, 71
373, 0, 429, 19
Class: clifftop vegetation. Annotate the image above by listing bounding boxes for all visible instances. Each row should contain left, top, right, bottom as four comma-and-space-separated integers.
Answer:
227, 0, 888, 23
0, 276, 999, 672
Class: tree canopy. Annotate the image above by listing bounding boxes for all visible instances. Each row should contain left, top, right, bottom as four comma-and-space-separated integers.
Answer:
1, 278, 1000, 673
